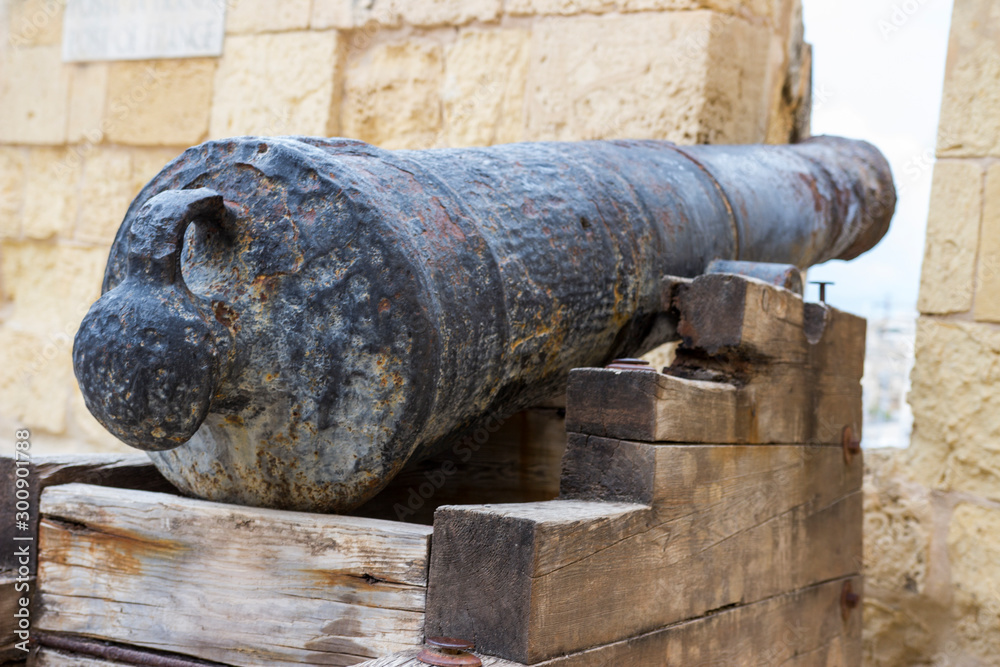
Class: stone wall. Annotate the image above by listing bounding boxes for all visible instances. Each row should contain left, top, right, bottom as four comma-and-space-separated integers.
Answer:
0, 0, 810, 454
863, 0, 1000, 664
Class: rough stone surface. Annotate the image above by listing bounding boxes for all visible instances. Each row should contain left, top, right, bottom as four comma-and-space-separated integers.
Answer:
7, 0, 65, 47
443, 29, 530, 147
947, 503, 1000, 663
67, 63, 109, 145
131, 147, 184, 195
908, 317, 1000, 501
0, 45, 69, 145
0, 240, 110, 436
23, 147, 81, 240
917, 160, 983, 315
938, 0, 1000, 157
210, 31, 343, 138
105, 59, 216, 147
0, 241, 107, 335
401, 0, 501, 26
617, 0, 773, 20
525, 12, 713, 142
703, 13, 772, 144
505, 0, 616, 16
975, 162, 1000, 322
342, 39, 444, 148
310, 0, 402, 30
77, 148, 134, 245
0, 327, 71, 434
0, 147, 27, 239
861, 451, 945, 666
524, 11, 768, 143
763, 0, 811, 143
226, 0, 312, 33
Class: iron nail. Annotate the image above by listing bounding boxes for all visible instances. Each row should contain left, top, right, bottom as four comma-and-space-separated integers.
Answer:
810, 280, 834, 303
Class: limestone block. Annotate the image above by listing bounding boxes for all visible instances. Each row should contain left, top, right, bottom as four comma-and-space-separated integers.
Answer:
342, 39, 443, 149
311, 0, 402, 31
210, 31, 343, 138
863, 453, 932, 595
23, 147, 81, 240
908, 318, 1000, 501
0, 45, 70, 145
104, 59, 215, 146
227, 0, 311, 33
131, 147, 184, 196
0, 241, 107, 336
443, 30, 530, 147
861, 451, 944, 666
77, 148, 133, 245
0, 327, 71, 435
702, 13, 772, 144
616, 0, 772, 20
524, 11, 768, 143
505, 0, 615, 16
975, 162, 1000, 322
947, 503, 1000, 662
7, 0, 64, 48
525, 12, 706, 142
917, 160, 983, 314
67, 63, 109, 144
0, 147, 27, 239
401, 0, 501, 27
938, 0, 1000, 157
763, 0, 811, 144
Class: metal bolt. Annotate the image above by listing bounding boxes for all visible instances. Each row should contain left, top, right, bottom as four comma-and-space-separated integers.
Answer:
810, 280, 834, 303
417, 637, 482, 667
841, 581, 860, 621
842, 425, 862, 464
605, 358, 656, 372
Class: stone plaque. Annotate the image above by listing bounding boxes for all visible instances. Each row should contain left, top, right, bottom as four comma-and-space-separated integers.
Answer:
62, 0, 226, 62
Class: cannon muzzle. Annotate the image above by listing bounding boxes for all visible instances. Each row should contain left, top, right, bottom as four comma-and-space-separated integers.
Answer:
74, 136, 895, 512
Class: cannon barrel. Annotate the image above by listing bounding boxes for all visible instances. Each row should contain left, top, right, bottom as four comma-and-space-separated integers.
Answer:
73, 136, 895, 512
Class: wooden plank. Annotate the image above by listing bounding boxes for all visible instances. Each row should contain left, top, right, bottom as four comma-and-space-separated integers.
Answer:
368, 576, 862, 666
565, 280, 865, 445
34, 651, 130, 667
564, 369, 739, 444
36, 484, 433, 667
0, 454, 173, 575
0, 574, 28, 663
674, 273, 808, 361
426, 442, 862, 664
353, 407, 566, 525
1, 454, 174, 659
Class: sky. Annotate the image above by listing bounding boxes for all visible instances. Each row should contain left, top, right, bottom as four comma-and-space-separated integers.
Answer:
801, 0, 954, 321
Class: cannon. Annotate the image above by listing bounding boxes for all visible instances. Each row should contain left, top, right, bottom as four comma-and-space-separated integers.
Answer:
73, 136, 895, 512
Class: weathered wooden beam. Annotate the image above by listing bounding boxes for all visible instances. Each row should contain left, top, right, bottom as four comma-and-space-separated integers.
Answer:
566, 275, 865, 445
0, 574, 26, 663
36, 484, 433, 667
0, 454, 172, 660
364, 576, 862, 666
426, 440, 863, 664
0, 454, 173, 575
